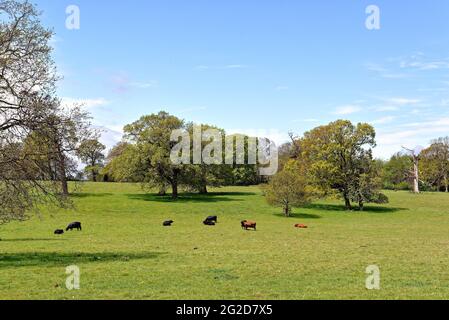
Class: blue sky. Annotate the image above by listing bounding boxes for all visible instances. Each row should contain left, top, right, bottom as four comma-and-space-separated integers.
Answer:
35, 0, 449, 158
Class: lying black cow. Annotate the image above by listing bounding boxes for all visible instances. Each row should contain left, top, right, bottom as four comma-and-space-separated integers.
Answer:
203, 220, 215, 226
54, 229, 64, 235
205, 216, 218, 223
163, 220, 174, 227
66, 222, 82, 231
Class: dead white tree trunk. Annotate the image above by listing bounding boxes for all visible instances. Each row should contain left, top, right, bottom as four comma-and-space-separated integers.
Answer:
412, 155, 420, 193
403, 146, 420, 194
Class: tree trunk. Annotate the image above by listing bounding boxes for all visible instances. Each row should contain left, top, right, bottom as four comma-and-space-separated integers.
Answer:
60, 173, 69, 197
413, 157, 420, 194
91, 168, 97, 182
198, 167, 208, 194
47, 160, 54, 180
284, 203, 290, 217
199, 184, 208, 194
172, 182, 178, 199
171, 170, 179, 200
358, 191, 364, 211
57, 149, 69, 197
444, 173, 448, 193
343, 193, 352, 210
158, 187, 167, 196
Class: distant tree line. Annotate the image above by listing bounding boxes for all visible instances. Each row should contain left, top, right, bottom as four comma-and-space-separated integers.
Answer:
380, 137, 449, 193
265, 122, 449, 216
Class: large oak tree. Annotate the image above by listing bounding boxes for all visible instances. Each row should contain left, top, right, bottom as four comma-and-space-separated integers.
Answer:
298, 120, 387, 210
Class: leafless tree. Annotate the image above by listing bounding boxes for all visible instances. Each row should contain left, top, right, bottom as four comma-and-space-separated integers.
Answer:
402, 146, 420, 193
288, 131, 301, 159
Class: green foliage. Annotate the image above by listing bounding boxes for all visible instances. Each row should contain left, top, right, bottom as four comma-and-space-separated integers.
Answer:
102, 143, 143, 183
83, 165, 103, 182
104, 115, 262, 195
382, 152, 412, 190
297, 120, 387, 210
76, 138, 106, 182
419, 137, 449, 192
348, 172, 389, 210
263, 163, 314, 216
230, 166, 260, 186
183, 123, 233, 193
122, 111, 186, 198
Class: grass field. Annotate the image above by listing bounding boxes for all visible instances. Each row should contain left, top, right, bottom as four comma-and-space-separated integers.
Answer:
0, 182, 448, 300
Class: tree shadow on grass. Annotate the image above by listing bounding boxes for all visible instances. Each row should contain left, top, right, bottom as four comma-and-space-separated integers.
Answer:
304, 203, 408, 213
69, 193, 113, 198
272, 212, 322, 219
0, 251, 166, 269
126, 192, 255, 203
0, 238, 67, 242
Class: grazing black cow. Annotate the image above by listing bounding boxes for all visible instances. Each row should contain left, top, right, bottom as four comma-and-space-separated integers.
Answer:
163, 220, 174, 227
203, 220, 216, 226
54, 229, 64, 235
66, 222, 82, 231
205, 216, 218, 223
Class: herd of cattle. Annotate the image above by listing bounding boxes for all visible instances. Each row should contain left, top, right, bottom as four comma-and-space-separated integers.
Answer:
162, 216, 308, 231
54, 217, 308, 235
163, 216, 258, 230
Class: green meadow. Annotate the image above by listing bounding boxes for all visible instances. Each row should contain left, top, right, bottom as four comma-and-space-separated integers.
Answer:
0, 182, 448, 300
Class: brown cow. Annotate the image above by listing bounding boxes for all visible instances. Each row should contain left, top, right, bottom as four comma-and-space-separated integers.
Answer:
241, 220, 257, 231
294, 224, 308, 229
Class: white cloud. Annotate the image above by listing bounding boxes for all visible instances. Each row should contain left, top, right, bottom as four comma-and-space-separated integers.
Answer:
106, 71, 158, 92
224, 64, 247, 69
374, 118, 449, 158
400, 118, 449, 128
370, 116, 395, 125
334, 105, 361, 115
371, 97, 421, 112
381, 73, 410, 79
400, 59, 449, 71
385, 97, 421, 106
365, 63, 409, 79
93, 125, 124, 151
366, 54, 449, 80
61, 97, 110, 109
129, 81, 158, 89
374, 105, 399, 112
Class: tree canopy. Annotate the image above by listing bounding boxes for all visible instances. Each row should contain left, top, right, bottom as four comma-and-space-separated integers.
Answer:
0, 0, 93, 223
77, 138, 106, 182
292, 120, 387, 210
